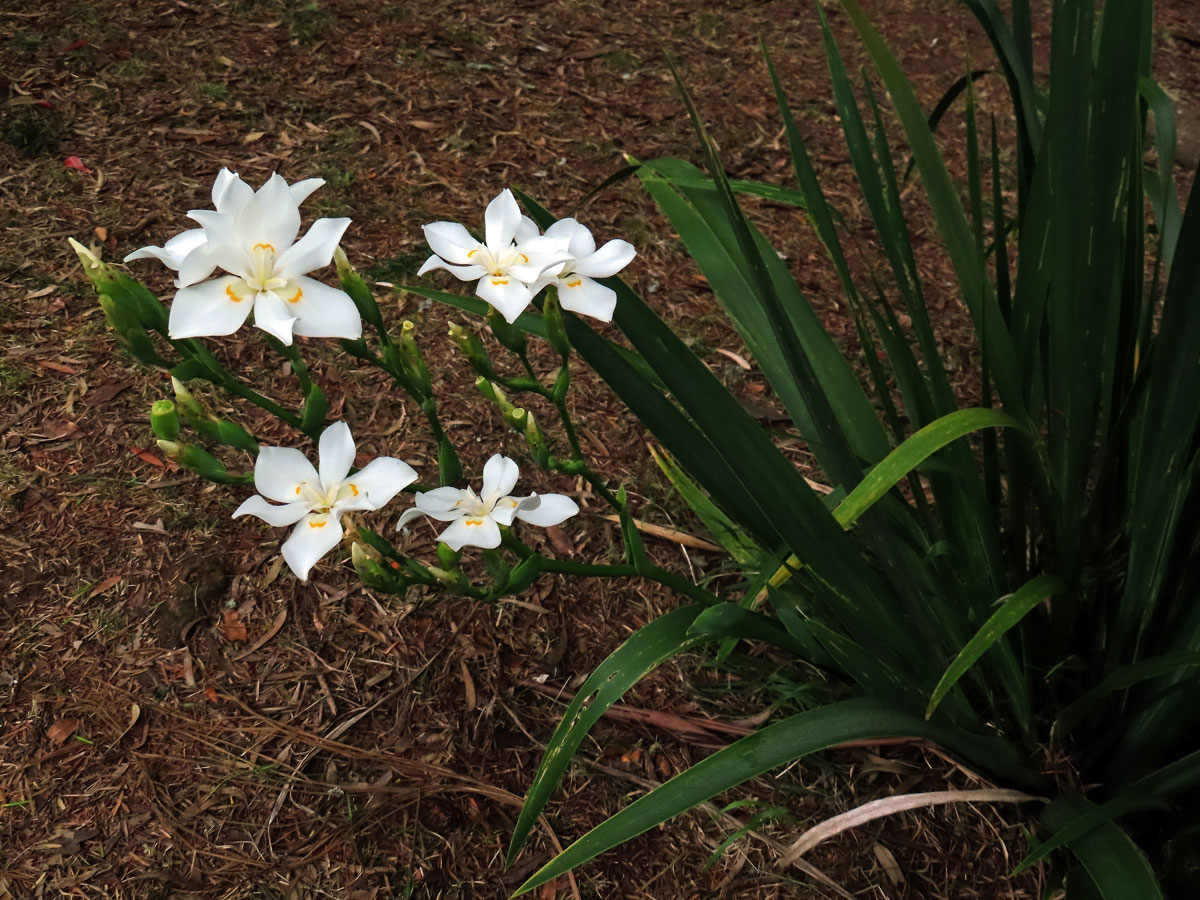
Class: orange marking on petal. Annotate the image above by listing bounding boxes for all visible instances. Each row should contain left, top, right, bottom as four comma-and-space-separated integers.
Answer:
253, 242, 276, 252
566, 279, 582, 288
349, 483, 359, 496
308, 519, 328, 528
467, 249, 478, 258
285, 286, 303, 304
295, 485, 302, 495
465, 518, 484, 526
519, 253, 529, 263
490, 279, 509, 286
225, 284, 245, 303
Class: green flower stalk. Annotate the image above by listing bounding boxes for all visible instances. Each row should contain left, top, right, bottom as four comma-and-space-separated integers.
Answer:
150, 400, 180, 443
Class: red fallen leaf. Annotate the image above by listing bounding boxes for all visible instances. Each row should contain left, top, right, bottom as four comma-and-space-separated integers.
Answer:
36, 100, 54, 109
203, 687, 219, 703
132, 447, 166, 467
62, 39, 89, 52
64, 156, 93, 175
219, 609, 248, 643
46, 718, 80, 745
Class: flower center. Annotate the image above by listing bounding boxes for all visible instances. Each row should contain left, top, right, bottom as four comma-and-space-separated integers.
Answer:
243, 243, 290, 293
296, 480, 356, 514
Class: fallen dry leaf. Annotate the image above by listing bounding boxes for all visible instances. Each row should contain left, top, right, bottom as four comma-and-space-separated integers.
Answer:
46, 717, 80, 744
219, 609, 248, 643
87, 380, 130, 405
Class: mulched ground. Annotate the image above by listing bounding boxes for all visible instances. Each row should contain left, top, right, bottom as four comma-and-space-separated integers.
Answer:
2, 1, 1197, 898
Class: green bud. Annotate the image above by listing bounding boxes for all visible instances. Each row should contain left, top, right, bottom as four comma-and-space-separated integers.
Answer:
213, 419, 259, 454
523, 409, 550, 467
486, 306, 527, 356
68, 237, 103, 274
476, 378, 516, 418
542, 288, 572, 358
508, 406, 528, 435
171, 376, 204, 418
399, 320, 432, 395
150, 400, 180, 442
436, 542, 462, 570
481, 548, 510, 585
449, 323, 495, 378
156, 439, 181, 458
333, 245, 384, 329
176, 444, 233, 482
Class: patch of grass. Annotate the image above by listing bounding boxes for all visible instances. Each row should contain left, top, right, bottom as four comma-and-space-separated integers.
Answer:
318, 163, 355, 191
11, 32, 44, 52
693, 12, 727, 40
603, 50, 640, 73
109, 57, 149, 80
0, 365, 32, 398
192, 81, 229, 102
284, 1, 331, 43
1, 107, 65, 156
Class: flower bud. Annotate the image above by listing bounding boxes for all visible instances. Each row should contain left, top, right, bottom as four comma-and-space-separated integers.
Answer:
156, 439, 181, 458
68, 237, 103, 273
523, 409, 551, 467
542, 288, 572, 358
486, 306, 527, 356
334, 246, 384, 329
98, 294, 165, 366
399, 320, 432, 395
171, 376, 204, 418
448, 322, 495, 378
150, 400, 180, 442
476, 378, 516, 418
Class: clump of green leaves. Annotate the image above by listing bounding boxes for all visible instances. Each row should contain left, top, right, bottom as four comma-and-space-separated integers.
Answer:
1, 107, 65, 156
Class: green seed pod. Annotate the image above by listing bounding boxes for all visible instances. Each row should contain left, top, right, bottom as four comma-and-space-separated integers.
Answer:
542, 288, 572, 358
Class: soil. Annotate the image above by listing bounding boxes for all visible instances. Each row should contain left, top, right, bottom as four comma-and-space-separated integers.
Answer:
1, 1, 1197, 898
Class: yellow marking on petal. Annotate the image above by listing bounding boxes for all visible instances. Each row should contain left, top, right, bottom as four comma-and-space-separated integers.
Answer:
253, 242, 276, 252
348, 483, 359, 496
519, 253, 529, 263
566, 279, 582, 288
282, 285, 303, 304
465, 518, 485, 526
295, 485, 302, 495
490, 279, 509, 286
467, 249, 478, 258
225, 284, 245, 303
308, 519, 328, 528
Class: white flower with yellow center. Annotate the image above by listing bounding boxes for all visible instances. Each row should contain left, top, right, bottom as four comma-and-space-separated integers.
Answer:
234, 422, 417, 581
396, 454, 579, 551
126, 171, 361, 345
534, 218, 637, 323
417, 189, 571, 324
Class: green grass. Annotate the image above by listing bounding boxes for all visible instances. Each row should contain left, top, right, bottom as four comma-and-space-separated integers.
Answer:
283, 1, 330, 43
1, 107, 65, 156
192, 81, 229, 102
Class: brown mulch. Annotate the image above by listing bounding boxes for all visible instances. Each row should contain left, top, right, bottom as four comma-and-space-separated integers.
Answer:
2, 1, 1197, 898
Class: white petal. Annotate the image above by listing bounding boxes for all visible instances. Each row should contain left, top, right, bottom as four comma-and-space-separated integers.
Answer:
286, 276, 363, 340
438, 515, 502, 551
557, 274, 617, 322
515, 216, 541, 243
317, 421, 356, 490
342, 456, 418, 510
481, 454, 520, 502
484, 189, 522, 251
174, 244, 219, 288
573, 239, 636, 278
490, 495, 521, 526
252, 290, 299, 344
236, 173, 301, 253
415, 486, 471, 521
281, 513, 344, 581
232, 494, 310, 526
423, 221, 482, 265
124, 228, 207, 269
514, 492, 579, 526
168, 276, 255, 339
255, 446, 319, 502
213, 169, 253, 214
417, 255, 488, 281
508, 235, 573, 282
289, 177, 325, 206
476, 275, 533, 323
545, 218, 596, 258
274, 217, 351, 278
396, 506, 428, 531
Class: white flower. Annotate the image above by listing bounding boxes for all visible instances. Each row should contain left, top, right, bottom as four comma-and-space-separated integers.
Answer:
417, 189, 571, 324
396, 454, 578, 551
535, 218, 636, 323
126, 170, 361, 345
234, 422, 417, 581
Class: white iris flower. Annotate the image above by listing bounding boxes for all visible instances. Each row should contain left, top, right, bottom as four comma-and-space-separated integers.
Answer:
534, 218, 636, 322
397, 454, 578, 551
417, 189, 571, 324
234, 422, 417, 581
126, 170, 361, 345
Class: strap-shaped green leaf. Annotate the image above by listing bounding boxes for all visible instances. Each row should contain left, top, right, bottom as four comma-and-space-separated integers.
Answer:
506, 605, 711, 864
925, 573, 1063, 719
